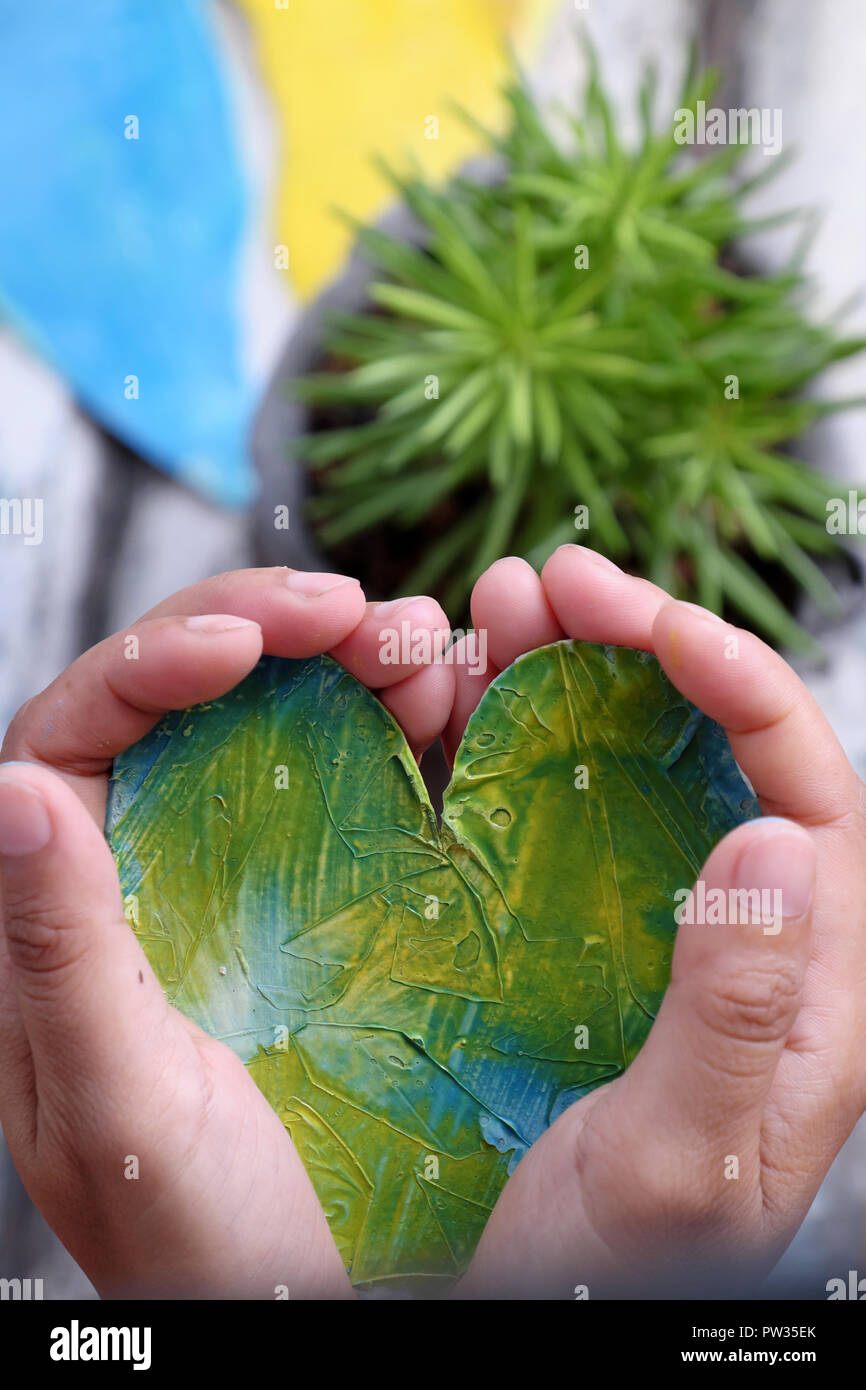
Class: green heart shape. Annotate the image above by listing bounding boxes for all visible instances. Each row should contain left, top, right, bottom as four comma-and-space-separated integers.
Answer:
106, 641, 757, 1289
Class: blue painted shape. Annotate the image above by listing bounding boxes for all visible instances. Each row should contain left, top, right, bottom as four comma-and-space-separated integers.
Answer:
0, 0, 257, 506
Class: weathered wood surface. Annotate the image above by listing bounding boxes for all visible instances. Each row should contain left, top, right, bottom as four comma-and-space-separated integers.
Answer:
1, 0, 864, 1297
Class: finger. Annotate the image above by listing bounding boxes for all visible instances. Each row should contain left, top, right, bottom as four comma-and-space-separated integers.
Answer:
4, 564, 368, 779
3, 616, 263, 792
442, 635, 499, 766
442, 556, 564, 762
138, 566, 366, 654
0, 873, 32, 1135
329, 596, 451, 689
538, 545, 862, 827
4, 580, 447, 804
378, 660, 456, 763
621, 817, 816, 1162
651, 601, 863, 826
470, 557, 564, 671
541, 544, 668, 649
0, 763, 170, 1156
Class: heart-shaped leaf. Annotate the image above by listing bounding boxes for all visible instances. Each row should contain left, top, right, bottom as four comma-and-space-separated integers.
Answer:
106, 641, 757, 1288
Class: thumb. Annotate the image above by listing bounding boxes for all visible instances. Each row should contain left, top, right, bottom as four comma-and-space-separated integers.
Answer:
0, 761, 167, 1113
622, 816, 816, 1159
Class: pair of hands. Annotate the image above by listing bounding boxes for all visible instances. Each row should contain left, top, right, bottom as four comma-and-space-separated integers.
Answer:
0, 548, 863, 1299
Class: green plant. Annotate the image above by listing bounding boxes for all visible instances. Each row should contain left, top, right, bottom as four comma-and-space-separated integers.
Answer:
293, 48, 865, 652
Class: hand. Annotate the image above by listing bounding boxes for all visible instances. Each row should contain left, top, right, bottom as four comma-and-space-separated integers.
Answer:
449, 547, 866, 1298
0, 567, 452, 1298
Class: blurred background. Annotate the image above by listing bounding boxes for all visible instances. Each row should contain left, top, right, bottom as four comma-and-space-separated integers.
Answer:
1, 0, 865, 1297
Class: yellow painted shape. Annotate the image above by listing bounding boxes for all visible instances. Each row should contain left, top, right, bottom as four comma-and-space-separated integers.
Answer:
237, 0, 555, 297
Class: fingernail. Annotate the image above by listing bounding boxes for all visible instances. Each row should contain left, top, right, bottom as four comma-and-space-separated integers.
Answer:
736, 825, 815, 922
184, 615, 260, 632
556, 544, 621, 573
677, 601, 725, 624
0, 776, 51, 856
373, 596, 430, 619
284, 571, 360, 598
